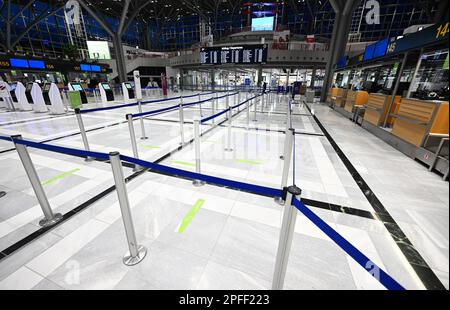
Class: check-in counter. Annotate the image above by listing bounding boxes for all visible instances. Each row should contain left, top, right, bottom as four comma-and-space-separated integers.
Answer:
344, 90, 369, 113
364, 93, 401, 127
391, 99, 449, 147
334, 88, 348, 108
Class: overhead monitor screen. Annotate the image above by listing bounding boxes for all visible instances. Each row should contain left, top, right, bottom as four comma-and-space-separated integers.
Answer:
91, 65, 101, 72
363, 43, 376, 61
87, 41, 111, 60
43, 84, 51, 91
72, 84, 83, 91
373, 38, 389, 58
125, 83, 133, 89
200, 45, 268, 65
10, 58, 29, 68
29, 60, 45, 69
80, 64, 91, 71
10, 83, 17, 92
251, 16, 275, 31
101, 83, 111, 90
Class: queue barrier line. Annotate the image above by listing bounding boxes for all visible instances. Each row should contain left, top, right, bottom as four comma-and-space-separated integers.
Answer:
79, 92, 211, 114
201, 94, 261, 124
0, 133, 406, 290
292, 198, 405, 291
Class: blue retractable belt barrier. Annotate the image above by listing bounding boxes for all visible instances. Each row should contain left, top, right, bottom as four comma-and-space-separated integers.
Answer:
121, 155, 283, 198
0, 136, 12, 142
292, 198, 405, 291
132, 96, 214, 118
12, 138, 110, 160
201, 108, 230, 123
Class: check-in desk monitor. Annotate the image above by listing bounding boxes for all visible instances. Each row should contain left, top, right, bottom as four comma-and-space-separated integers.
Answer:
42, 83, 51, 105
123, 82, 135, 100
70, 83, 88, 104
9, 83, 18, 102
25, 83, 34, 103
100, 82, 114, 102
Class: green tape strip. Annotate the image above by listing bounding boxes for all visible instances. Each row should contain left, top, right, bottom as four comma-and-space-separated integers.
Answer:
172, 160, 196, 167
236, 159, 262, 165
178, 199, 205, 234
41, 168, 80, 186
141, 145, 161, 149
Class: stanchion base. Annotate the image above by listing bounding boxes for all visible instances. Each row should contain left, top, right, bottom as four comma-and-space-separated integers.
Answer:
193, 180, 206, 187
140, 137, 149, 140
123, 245, 147, 266
39, 213, 63, 227
0, 191, 6, 198
274, 197, 285, 205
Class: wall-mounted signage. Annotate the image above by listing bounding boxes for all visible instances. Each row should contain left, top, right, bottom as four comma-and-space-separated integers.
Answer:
200, 45, 268, 65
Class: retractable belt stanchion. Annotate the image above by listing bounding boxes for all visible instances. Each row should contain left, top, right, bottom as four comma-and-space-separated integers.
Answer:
285, 99, 292, 132
253, 96, 258, 122
137, 101, 148, 140
261, 93, 265, 113
12, 135, 63, 227
109, 152, 147, 266
225, 108, 233, 152
126, 114, 142, 171
193, 119, 205, 187
74, 108, 93, 161
246, 99, 251, 130
212, 94, 217, 125
277, 128, 295, 204
272, 185, 302, 290
198, 94, 204, 117
179, 96, 185, 145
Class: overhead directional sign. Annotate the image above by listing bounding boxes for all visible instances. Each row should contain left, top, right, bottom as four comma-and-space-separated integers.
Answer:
200, 44, 268, 65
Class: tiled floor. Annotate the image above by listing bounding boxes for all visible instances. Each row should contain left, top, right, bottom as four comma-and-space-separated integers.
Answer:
0, 91, 447, 290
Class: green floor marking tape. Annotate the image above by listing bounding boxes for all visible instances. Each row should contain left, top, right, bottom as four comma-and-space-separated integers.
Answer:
141, 145, 161, 149
178, 199, 205, 234
41, 168, 80, 186
172, 160, 196, 167
236, 159, 262, 165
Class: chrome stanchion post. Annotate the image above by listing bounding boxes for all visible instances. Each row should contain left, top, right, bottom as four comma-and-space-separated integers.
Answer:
179, 96, 185, 145
261, 93, 265, 113
285, 99, 292, 132
212, 93, 217, 125
75, 108, 93, 161
12, 135, 63, 227
277, 128, 295, 204
253, 96, 258, 122
246, 99, 251, 130
193, 119, 205, 187
225, 108, 233, 152
137, 100, 148, 140
109, 152, 147, 266
198, 94, 204, 117
272, 185, 302, 290
126, 114, 142, 171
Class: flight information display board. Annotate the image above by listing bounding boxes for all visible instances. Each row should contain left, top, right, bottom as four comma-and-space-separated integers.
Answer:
200, 45, 268, 65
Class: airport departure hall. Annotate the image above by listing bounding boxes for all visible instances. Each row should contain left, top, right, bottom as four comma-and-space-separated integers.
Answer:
0, 0, 449, 295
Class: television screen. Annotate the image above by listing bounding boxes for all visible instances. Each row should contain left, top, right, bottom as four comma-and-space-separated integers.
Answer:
10, 58, 29, 68
373, 38, 389, 58
29, 60, 45, 69
87, 41, 111, 60
363, 43, 376, 61
91, 65, 101, 72
72, 84, 83, 91
43, 84, 51, 91
26, 83, 33, 91
101, 83, 111, 90
125, 83, 133, 89
10, 83, 17, 92
80, 64, 91, 71
251, 16, 275, 31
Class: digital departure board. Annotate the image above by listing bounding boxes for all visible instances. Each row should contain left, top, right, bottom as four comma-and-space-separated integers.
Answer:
200, 45, 268, 65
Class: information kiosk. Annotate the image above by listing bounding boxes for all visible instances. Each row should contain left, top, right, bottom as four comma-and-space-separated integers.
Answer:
0, 81, 15, 111
31, 82, 48, 113
25, 83, 34, 103
122, 82, 135, 101
48, 83, 65, 115
68, 83, 88, 104
42, 83, 52, 105
15, 82, 33, 111
99, 82, 114, 103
